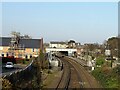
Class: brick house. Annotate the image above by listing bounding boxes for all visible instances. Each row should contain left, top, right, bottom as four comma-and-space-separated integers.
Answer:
0, 37, 43, 59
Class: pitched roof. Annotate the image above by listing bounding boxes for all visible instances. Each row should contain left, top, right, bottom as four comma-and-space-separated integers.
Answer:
0, 37, 41, 48
68, 40, 75, 43
50, 41, 66, 44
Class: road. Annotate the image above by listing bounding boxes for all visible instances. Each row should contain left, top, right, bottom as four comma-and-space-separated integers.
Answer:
1, 64, 27, 77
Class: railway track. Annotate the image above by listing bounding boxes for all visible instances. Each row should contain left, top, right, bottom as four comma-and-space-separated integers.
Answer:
64, 59, 83, 89
55, 56, 101, 89
55, 57, 83, 89
65, 56, 101, 88
55, 59, 71, 89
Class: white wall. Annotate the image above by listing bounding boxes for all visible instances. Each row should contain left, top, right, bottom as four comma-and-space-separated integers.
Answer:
49, 43, 68, 48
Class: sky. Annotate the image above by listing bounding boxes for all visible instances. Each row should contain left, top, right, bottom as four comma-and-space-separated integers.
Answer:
1, 2, 118, 44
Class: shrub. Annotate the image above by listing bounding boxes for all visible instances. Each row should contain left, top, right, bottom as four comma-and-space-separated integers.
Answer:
2, 78, 12, 89
92, 65, 119, 88
96, 57, 105, 66
22, 59, 26, 64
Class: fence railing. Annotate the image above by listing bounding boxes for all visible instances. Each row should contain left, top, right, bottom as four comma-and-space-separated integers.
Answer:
2, 59, 38, 89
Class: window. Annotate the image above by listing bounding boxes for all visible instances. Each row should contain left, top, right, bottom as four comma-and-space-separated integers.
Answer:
12, 53, 14, 56
2, 54, 4, 57
25, 55, 28, 59
30, 55, 32, 58
36, 49, 39, 52
6, 53, 8, 57
32, 48, 34, 52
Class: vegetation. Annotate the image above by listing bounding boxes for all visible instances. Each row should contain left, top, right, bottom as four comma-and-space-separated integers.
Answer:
96, 56, 105, 66
92, 63, 120, 88
31, 49, 49, 89
11, 31, 32, 39
106, 37, 118, 57
15, 58, 31, 65
84, 36, 120, 88
2, 78, 12, 89
22, 59, 26, 64
38, 50, 49, 69
2, 56, 45, 89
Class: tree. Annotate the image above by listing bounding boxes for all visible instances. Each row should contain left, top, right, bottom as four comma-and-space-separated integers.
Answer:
35, 49, 45, 89
11, 31, 21, 47
21, 34, 32, 39
107, 37, 118, 50
38, 50, 45, 69
107, 37, 118, 57
11, 31, 20, 37
11, 31, 32, 39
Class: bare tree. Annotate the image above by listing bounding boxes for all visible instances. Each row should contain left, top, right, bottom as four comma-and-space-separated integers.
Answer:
21, 34, 32, 39
11, 31, 21, 46
11, 31, 20, 37
11, 31, 32, 39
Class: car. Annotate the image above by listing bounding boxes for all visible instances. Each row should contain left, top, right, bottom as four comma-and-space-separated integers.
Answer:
5, 62, 14, 69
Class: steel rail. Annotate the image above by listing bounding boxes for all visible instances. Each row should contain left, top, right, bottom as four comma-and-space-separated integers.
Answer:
55, 57, 71, 90
64, 59, 84, 88
67, 57, 100, 88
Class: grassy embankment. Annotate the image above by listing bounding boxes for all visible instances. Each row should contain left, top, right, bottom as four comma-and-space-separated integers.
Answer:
91, 56, 120, 88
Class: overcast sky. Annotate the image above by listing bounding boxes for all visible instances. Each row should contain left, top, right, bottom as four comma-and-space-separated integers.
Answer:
1, 2, 118, 44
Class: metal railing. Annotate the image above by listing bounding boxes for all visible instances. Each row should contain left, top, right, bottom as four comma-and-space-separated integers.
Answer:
2, 59, 38, 89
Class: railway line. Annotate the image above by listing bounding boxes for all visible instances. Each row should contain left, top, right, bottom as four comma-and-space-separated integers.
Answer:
55, 56, 101, 89
55, 59, 71, 89
64, 58, 83, 88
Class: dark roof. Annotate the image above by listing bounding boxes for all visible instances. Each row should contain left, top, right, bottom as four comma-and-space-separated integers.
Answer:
68, 40, 75, 43
0, 37, 41, 48
0, 37, 10, 46
50, 41, 66, 44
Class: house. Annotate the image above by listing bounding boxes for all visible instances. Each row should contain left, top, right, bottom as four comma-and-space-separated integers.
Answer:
76, 48, 82, 55
49, 41, 68, 48
68, 40, 76, 48
0, 37, 43, 59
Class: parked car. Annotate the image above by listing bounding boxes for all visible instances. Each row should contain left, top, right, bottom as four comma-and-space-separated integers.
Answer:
5, 62, 14, 69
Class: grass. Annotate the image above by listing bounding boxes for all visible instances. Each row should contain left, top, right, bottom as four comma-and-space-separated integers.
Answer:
96, 56, 105, 66
42, 70, 59, 88
92, 64, 119, 88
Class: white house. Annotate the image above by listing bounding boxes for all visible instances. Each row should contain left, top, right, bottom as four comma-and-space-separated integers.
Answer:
49, 41, 68, 48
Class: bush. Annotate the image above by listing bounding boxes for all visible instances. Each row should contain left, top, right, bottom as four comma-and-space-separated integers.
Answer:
96, 57, 105, 66
42, 60, 49, 69
92, 65, 119, 88
2, 78, 12, 89
22, 59, 26, 64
